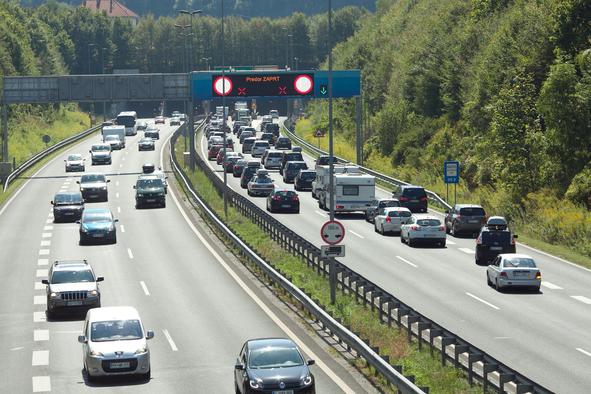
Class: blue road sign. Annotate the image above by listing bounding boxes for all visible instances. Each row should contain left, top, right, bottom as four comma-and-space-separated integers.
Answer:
191, 70, 360, 100
444, 161, 460, 184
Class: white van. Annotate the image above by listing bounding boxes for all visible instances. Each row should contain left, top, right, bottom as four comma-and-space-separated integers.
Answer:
102, 125, 126, 149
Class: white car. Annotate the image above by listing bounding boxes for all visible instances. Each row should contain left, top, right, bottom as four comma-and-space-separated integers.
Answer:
374, 207, 412, 235
65, 153, 85, 172
270, 109, 279, 119
400, 214, 446, 247
78, 306, 154, 381
487, 254, 541, 292
251, 140, 270, 157
104, 135, 123, 150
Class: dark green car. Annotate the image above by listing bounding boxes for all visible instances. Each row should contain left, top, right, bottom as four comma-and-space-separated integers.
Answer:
134, 175, 166, 208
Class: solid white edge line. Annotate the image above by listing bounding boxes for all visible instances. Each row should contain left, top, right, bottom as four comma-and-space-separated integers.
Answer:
162, 328, 178, 351
465, 292, 500, 310
140, 281, 150, 296
349, 230, 364, 239
576, 347, 591, 358
164, 131, 355, 393
32, 376, 51, 393
395, 256, 418, 268
570, 295, 591, 305
127, 248, 134, 259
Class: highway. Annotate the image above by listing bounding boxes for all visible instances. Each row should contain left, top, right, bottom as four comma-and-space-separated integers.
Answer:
0, 120, 375, 393
200, 117, 591, 393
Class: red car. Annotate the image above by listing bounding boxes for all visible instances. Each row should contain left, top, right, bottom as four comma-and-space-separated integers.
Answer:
155, 116, 165, 124
216, 148, 234, 165
208, 144, 223, 160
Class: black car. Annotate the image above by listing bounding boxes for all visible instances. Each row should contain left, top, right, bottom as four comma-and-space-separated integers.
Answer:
315, 155, 337, 166
51, 191, 85, 222
233, 159, 248, 177
240, 164, 261, 188
283, 161, 309, 183
365, 198, 401, 223
260, 132, 274, 145
275, 137, 292, 150
475, 216, 517, 265
445, 204, 487, 236
144, 128, 160, 140
138, 137, 155, 151
279, 152, 304, 175
134, 175, 166, 208
267, 190, 300, 213
392, 185, 428, 213
77, 173, 109, 202
234, 338, 314, 394
294, 170, 316, 191
265, 122, 280, 138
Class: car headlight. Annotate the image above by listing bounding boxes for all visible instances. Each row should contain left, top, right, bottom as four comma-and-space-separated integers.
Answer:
81, 226, 89, 233
249, 379, 262, 389
302, 375, 313, 386
137, 193, 144, 197
90, 350, 103, 357
80, 187, 85, 191
135, 346, 148, 355
50, 292, 60, 298
101, 186, 107, 191
109, 225, 115, 231
88, 290, 99, 297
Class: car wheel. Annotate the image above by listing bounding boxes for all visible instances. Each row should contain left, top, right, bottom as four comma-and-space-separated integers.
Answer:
496, 279, 502, 292
46, 309, 55, 320
533, 286, 541, 293
111, 235, 117, 244
487, 273, 492, 287
400, 233, 405, 243
235, 381, 241, 394
440, 240, 446, 247
407, 237, 413, 247
161, 201, 166, 208
374, 223, 378, 233
142, 369, 151, 381
445, 223, 450, 234
381, 225, 386, 235
295, 208, 300, 214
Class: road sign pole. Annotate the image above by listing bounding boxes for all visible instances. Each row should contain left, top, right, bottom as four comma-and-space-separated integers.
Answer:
2, 104, 7, 162
328, 0, 335, 222
221, 0, 228, 218
355, 95, 362, 165
329, 258, 336, 305
189, 98, 195, 171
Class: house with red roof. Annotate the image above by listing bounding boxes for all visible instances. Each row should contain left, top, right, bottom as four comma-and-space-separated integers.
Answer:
82, 0, 139, 26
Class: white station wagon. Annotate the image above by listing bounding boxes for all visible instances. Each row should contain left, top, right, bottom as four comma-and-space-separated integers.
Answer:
400, 214, 446, 247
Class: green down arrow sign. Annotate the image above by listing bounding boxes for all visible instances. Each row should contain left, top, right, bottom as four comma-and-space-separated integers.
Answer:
319, 85, 328, 95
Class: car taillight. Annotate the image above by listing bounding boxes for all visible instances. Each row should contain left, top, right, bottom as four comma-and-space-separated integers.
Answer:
439, 225, 445, 231
535, 272, 541, 280
336, 205, 344, 209
411, 225, 418, 230
500, 272, 508, 278
399, 196, 409, 202
511, 236, 516, 245
386, 216, 391, 223
476, 234, 482, 245
292, 196, 299, 201
272, 196, 281, 201
420, 196, 428, 202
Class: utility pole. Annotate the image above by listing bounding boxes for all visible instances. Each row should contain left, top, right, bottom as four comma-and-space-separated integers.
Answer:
221, 0, 229, 217
328, 0, 336, 305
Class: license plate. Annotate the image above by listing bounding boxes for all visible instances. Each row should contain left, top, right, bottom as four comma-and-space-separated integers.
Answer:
490, 246, 503, 250
92, 234, 104, 238
514, 271, 528, 277
89, 194, 98, 198
65, 212, 74, 215
147, 199, 156, 202
272, 391, 293, 394
281, 204, 291, 208
67, 301, 83, 306
411, 199, 419, 203
469, 220, 479, 223
110, 362, 130, 369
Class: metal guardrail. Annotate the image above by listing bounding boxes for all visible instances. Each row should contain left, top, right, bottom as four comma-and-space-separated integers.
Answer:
281, 120, 452, 211
3, 124, 102, 192
170, 123, 426, 393
182, 120, 553, 393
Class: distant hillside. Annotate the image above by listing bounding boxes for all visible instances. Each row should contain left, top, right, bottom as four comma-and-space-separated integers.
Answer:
19, 0, 375, 17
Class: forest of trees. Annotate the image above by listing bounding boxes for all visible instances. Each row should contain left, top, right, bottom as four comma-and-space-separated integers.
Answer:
301, 0, 591, 257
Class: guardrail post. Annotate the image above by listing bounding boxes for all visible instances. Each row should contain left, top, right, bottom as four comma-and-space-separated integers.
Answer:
428, 329, 442, 356
467, 353, 482, 386
498, 373, 515, 394
483, 363, 499, 392
440, 337, 455, 366
406, 315, 419, 343
417, 322, 430, 350
2, 104, 7, 162
454, 344, 469, 368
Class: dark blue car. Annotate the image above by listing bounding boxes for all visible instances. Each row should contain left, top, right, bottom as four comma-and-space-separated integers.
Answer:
78, 208, 118, 245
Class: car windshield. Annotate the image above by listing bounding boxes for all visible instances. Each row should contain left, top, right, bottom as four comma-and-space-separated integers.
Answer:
389, 210, 411, 217
92, 145, 109, 152
268, 153, 282, 158
105, 135, 119, 141
91, 320, 143, 342
403, 188, 426, 197
274, 191, 297, 197
51, 269, 94, 284
380, 200, 400, 208
138, 179, 163, 188
285, 154, 303, 161
67, 154, 82, 161
255, 177, 273, 184
289, 163, 307, 170
460, 207, 486, 216
417, 219, 441, 226
248, 346, 304, 369
81, 175, 105, 183
504, 258, 536, 268
83, 213, 111, 223
54, 193, 83, 205
140, 138, 153, 143
300, 172, 316, 179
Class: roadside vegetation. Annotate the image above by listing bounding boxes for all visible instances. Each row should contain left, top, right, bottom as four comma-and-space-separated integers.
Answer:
173, 135, 480, 393
298, 0, 591, 266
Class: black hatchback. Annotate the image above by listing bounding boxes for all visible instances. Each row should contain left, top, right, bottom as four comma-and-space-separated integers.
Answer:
52, 191, 85, 222
234, 338, 314, 394
294, 170, 316, 191
392, 185, 428, 213
275, 137, 292, 150
267, 190, 300, 213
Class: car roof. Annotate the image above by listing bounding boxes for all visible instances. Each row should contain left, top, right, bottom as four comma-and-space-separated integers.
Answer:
81, 172, 105, 177
412, 214, 439, 220
299, 169, 316, 173
54, 191, 82, 197
246, 338, 297, 350
83, 207, 111, 215
51, 260, 89, 271
91, 143, 110, 147
379, 198, 399, 202
138, 175, 159, 180
87, 306, 141, 322
499, 253, 533, 260
401, 185, 425, 189
456, 204, 483, 209
487, 216, 507, 224
287, 161, 307, 165
383, 206, 410, 212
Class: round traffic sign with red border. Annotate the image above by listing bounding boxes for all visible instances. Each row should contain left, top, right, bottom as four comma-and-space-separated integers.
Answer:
213, 76, 233, 96
294, 74, 313, 95
320, 220, 345, 245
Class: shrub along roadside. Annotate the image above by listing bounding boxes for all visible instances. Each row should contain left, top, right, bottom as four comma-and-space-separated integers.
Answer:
294, 118, 591, 270
172, 136, 480, 393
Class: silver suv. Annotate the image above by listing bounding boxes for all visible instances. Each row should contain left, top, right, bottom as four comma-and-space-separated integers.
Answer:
42, 260, 103, 318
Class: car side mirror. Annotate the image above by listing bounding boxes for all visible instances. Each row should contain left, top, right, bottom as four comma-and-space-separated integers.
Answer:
234, 363, 245, 370
75, 220, 81, 224
306, 359, 315, 366
133, 185, 136, 189
76, 181, 80, 184
96, 276, 104, 282
114, 219, 119, 223
107, 180, 111, 183
513, 234, 518, 239
445, 210, 449, 214
77, 335, 87, 344
88, 150, 91, 153
41, 279, 49, 285
63, 159, 66, 162
146, 330, 154, 340
50, 201, 54, 205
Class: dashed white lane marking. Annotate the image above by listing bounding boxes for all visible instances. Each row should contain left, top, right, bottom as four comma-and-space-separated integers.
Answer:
446, 240, 456, 245
32, 350, 49, 366
122, 157, 125, 161
45, 219, 52, 224
349, 230, 364, 239
117, 206, 121, 213
35, 282, 45, 290
466, 292, 500, 310
396, 255, 418, 268
140, 281, 150, 296
34, 296, 46, 305
162, 329, 178, 351
576, 348, 591, 358
36, 269, 48, 278
119, 164, 123, 168
315, 210, 327, 217
541, 281, 563, 290
120, 225, 125, 233
116, 181, 120, 186
459, 247, 475, 254
34, 330, 49, 341
37, 259, 49, 266
40, 240, 51, 247
33, 312, 46, 323
10, 346, 24, 351
116, 192, 120, 198
571, 295, 591, 305
41, 233, 52, 238
32, 376, 51, 393
127, 248, 134, 259
43, 225, 53, 231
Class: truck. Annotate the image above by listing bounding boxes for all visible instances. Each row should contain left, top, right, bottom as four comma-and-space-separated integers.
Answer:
475, 216, 517, 265
102, 125, 126, 149
215, 106, 229, 118
315, 165, 375, 213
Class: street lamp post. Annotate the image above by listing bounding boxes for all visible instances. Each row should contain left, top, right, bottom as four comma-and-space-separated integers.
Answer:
282, 27, 289, 69
175, 23, 191, 147
101, 47, 107, 122
202, 57, 211, 71
88, 43, 96, 125
179, 9, 203, 171
294, 57, 299, 70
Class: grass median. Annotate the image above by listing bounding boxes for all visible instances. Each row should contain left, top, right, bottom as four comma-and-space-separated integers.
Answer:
173, 135, 481, 393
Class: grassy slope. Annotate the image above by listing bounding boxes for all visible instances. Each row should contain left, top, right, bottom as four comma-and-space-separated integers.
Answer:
173, 135, 480, 393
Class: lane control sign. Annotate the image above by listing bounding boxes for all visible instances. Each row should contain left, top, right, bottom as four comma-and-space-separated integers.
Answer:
321, 220, 345, 245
